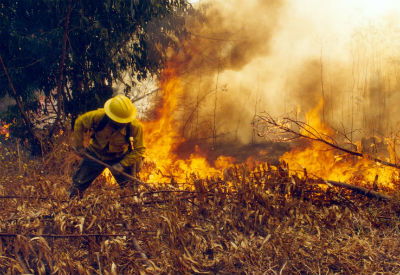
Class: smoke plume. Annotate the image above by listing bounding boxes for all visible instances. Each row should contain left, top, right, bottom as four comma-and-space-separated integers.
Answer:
165, 0, 400, 149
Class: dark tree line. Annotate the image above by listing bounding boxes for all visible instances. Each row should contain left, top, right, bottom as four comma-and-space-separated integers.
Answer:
0, 0, 191, 153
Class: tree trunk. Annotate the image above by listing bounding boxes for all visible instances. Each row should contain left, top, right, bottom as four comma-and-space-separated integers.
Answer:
0, 54, 42, 153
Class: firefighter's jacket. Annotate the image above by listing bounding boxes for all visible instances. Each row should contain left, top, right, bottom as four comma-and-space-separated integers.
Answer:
73, 108, 145, 167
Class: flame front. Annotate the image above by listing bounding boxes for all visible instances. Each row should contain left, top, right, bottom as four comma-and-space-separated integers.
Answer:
280, 99, 399, 189
140, 66, 235, 185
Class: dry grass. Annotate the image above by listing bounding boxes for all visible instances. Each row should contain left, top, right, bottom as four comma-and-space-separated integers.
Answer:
0, 137, 400, 274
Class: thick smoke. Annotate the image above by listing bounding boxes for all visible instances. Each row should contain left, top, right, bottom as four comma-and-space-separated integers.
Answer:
168, 0, 400, 150
169, 0, 284, 146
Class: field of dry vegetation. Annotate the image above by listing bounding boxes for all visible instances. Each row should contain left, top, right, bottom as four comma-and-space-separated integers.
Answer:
1, 135, 400, 275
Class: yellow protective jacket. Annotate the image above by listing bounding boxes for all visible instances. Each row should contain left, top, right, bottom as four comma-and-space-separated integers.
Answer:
73, 108, 145, 167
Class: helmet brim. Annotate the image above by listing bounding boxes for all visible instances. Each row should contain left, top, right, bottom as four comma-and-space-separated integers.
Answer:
104, 98, 136, 123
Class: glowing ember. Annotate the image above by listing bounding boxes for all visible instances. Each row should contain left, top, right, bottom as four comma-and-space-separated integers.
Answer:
0, 123, 10, 140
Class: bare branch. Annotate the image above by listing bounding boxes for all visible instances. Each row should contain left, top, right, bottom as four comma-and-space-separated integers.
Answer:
132, 88, 160, 103
50, 0, 72, 136
254, 113, 400, 170
0, 54, 40, 143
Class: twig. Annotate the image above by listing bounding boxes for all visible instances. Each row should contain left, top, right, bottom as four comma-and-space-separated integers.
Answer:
0, 196, 49, 200
95, 252, 103, 275
132, 88, 160, 103
190, 32, 243, 42
16, 141, 22, 173
182, 88, 213, 137
0, 233, 131, 238
132, 238, 154, 268
142, 194, 215, 205
118, 189, 210, 199
212, 59, 220, 149
279, 261, 288, 275
15, 253, 30, 274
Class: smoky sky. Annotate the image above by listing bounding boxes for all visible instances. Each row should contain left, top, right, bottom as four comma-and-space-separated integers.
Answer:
161, 0, 400, 145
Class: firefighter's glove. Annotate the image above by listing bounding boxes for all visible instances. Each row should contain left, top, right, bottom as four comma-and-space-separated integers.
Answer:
111, 162, 124, 175
74, 146, 86, 157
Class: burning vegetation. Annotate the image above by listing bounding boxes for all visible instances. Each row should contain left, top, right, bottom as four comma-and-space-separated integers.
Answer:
2, 0, 400, 274
0, 122, 10, 140
1, 136, 400, 274
2, 50, 400, 273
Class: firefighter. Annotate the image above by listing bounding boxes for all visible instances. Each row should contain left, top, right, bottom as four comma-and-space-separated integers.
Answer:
68, 94, 145, 198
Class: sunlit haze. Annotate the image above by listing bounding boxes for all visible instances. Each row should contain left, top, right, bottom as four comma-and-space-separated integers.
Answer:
178, 0, 400, 144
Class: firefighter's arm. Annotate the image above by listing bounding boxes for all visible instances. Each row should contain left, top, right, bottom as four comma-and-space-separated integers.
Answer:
73, 109, 104, 150
120, 122, 146, 167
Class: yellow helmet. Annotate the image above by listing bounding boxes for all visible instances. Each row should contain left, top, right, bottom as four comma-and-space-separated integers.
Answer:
104, 95, 136, 123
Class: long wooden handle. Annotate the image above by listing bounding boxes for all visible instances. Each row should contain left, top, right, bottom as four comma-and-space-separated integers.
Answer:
77, 150, 153, 191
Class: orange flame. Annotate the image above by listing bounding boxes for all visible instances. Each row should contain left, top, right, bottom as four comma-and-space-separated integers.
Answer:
140, 66, 235, 185
280, 99, 399, 189
0, 123, 10, 140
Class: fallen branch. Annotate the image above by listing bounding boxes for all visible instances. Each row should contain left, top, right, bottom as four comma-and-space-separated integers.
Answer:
321, 180, 392, 201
